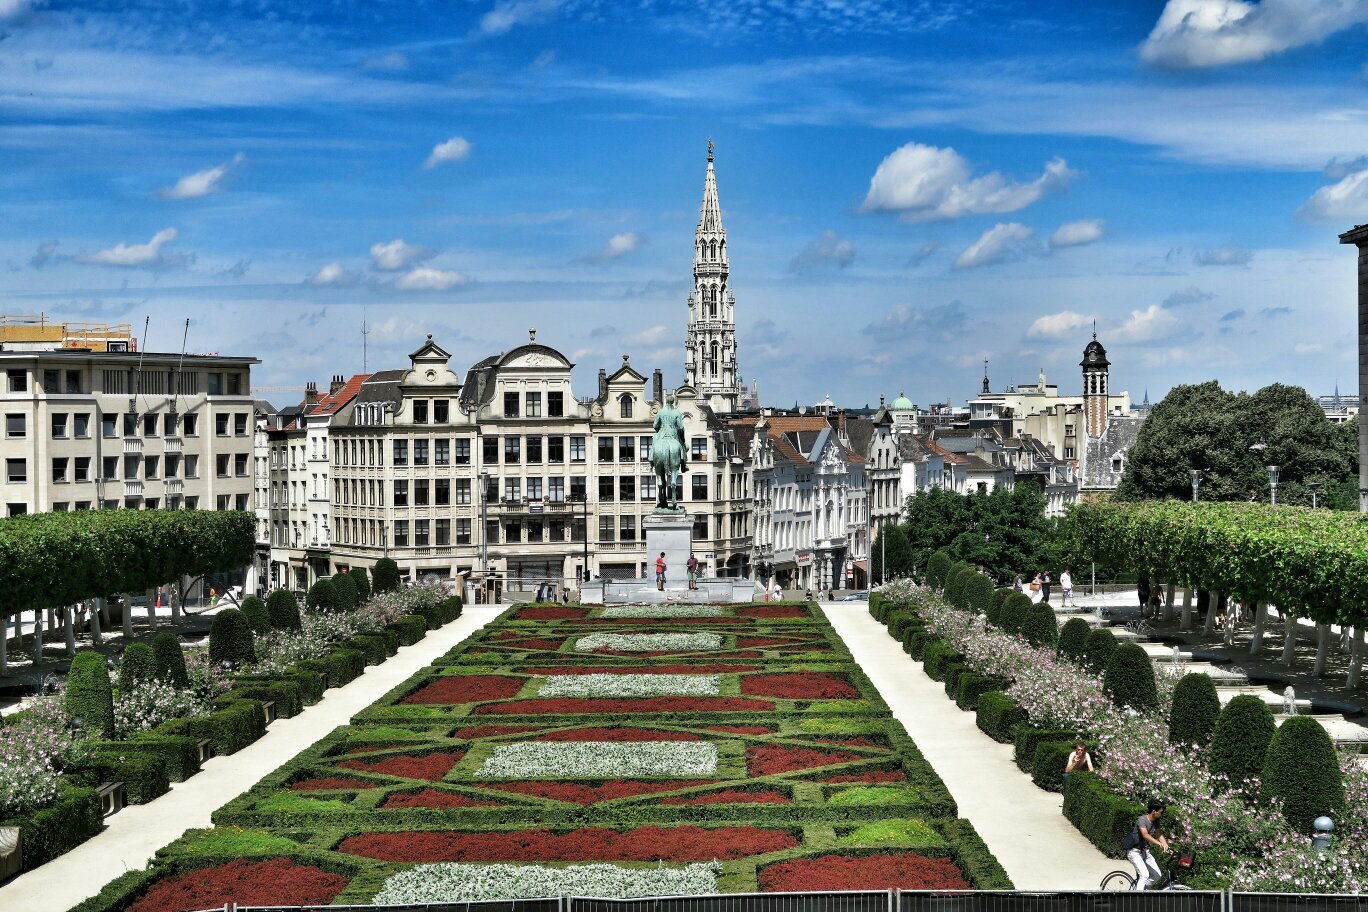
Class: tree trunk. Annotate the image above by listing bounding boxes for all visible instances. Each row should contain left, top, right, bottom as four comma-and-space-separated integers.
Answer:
63, 606, 76, 657
122, 594, 133, 641
90, 599, 103, 647
147, 587, 157, 632
99, 598, 110, 628
1249, 601, 1268, 653
0, 617, 7, 675
1180, 588, 1193, 631
169, 580, 182, 621
1279, 610, 1298, 667
1204, 592, 1220, 636
1313, 623, 1330, 677
33, 608, 44, 667
1162, 583, 1176, 623
1347, 628, 1364, 690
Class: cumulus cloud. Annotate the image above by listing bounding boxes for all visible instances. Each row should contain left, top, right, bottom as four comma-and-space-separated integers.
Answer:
308, 262, 358, 286
1164, 286, 1216, 307
861, 142, 1076, 222
1297, 166, 1368, 223
0, 0, 45, 21
370, 238, 435, 271
788, 229, 856, 273
29, 240, 58, 268
1140, 0, 1368, 69
1194, 245, 1252, 266
158, 153, 245, 200
1261, 305, 1293, 317
1027, 310, 1094, 339
1117, 304, 1181, 342
1048, 218, 1105, 249
362, 51, 409, 71
585, 232, 646, 263
423, 136, 473, 169
480, 0, 559, 35
394, 267, 469, 291
861, 300, 967, 342
954, 222, 1035, 269
76, 227, 190, 270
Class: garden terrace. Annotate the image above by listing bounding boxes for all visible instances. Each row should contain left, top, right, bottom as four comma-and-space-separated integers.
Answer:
71, 602, 1010, 910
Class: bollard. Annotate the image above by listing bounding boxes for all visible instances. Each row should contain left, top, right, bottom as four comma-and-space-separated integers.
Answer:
1312, 815, 1335, 853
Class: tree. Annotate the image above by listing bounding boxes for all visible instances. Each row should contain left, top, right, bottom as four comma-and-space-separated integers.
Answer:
1022, 603, 1059, 648
1261, 716, 1344, 831
999, 591, 1032, 634
208, 608, 256, 665
962, 572, 995, 617
927, 550, 952, 589
331, 572, 358, 612
901, 488, 972, 570
1102, 643, 1157, 711
152, 632, 189, 688
372, 558, 401, 593
871, 524, 916, 582
901, 485, 1061, 582
350, 567, 372, 603
239, 595, 271, 634
1081, 627, 1117, 674
1057, 618, 1091, 662
1168, 673, 1220, 747
116, 643, 157, 692
266, 590, 301, 631
65, 650, 114, 738
1209, 694, 1276, 791
306, 578, 338, 612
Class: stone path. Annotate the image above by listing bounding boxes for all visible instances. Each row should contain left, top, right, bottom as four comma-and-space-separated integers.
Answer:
822, 603, 1118, 891
0, 605, 505, 912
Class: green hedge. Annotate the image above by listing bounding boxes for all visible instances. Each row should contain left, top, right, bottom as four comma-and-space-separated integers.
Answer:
1030, 740, 1079, 793
77, 750, 170, 805
345, 633, 391, 666
927, 550, 952, 589
267, 589, 302, 631
229, 678, 305, 719
921, 642, 962, 681
1013, 726, 1082, 773
324, 648, 366, 686
1022, 602, 1058, 648
1082, 627, 1118, 674
372, 557, 401, 593
962, 573, 995, 618
942, 662, 972, 700
208, 608, 255, 666
239, 595, 271, 634
0, 779, 102, 870
386, 614, 428, 647
116, 643, 157, 692
162, 699, 266, 755
1062, 769, 1143, 857
1057, 617, 1091, 662
938, 817, 1014, 889
118, 733, 202, 782
331, 572, 359, 612
1168, 672, 1221, 748
1262, 715, 1344, 831
416, 596, 463, 630
907, 629, 934, 661
65, 650, 116, 739
955, 673, 1008, 712
976, 691, 1027, 743
1102, 642, 1158, 711
151, 633, 189, 688
999, 592, 1031, 635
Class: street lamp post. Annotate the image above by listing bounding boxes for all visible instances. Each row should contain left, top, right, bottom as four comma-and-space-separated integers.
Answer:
1190, 469, 1203, 502
1267, 465, 1281, 505
578, 491, 589, 586
479, 471, 490, 602
1308, 481, 1322, 509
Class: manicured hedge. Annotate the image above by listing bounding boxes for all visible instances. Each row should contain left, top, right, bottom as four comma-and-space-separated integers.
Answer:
230, 679, 305, 719
1081, 627, 1118, 673
1261, 715, 1344, 831
962, 573, 994, 618
998, 592, 1031, 635
372, 557, 401, 593
240, 595, 271, 634
1022, 602, 1058, 648
1013, 726, 1082, 773
267, 590, 302, 631
115, 733, 202, 782
416, 596, 463, 630
939, 817, 1013, 890
1057, 617, 1091, 661
975, 691, 1027, 743
1102, 643, 1158, 711
1168, 672, 1220, 747
954, 673, 1007, 712
324, 648, 366, 686
208, 608, 256, 666
65, 650, 115, 739
77, 750, 170, 805
1063, 769, 1143, 856
942, 662, 972, 700
927, 550, 952, 589
0, 779, 102, 870
1030, 740, 1079, 793
116, 643, 157, 692
162, 699, 267, 755
386, 615, 428, 647
921, 642, 963, 681
152, 633, 189, 688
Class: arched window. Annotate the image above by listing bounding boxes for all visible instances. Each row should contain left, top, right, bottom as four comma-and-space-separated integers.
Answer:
619, 394, 633, 418
709, 285, 718, 318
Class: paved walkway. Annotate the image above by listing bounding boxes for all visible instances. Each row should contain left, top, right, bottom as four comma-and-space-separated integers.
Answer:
822, 604, 1118, 891
0, 605, 505, 912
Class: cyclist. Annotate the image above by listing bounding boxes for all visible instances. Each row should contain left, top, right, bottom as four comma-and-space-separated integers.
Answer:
1124, 799, 1170, 890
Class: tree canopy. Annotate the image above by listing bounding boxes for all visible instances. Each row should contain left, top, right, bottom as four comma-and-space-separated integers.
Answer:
897, 484, 1064, 582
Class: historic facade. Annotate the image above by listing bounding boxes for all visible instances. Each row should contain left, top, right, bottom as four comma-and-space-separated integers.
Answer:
684, 143, 742, 415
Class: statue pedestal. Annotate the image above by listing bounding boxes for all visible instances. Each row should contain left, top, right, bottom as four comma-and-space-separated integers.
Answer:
644, 513, 694, 592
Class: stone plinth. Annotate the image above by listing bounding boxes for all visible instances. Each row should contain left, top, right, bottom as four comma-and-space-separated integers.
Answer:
644, 512, 694, 592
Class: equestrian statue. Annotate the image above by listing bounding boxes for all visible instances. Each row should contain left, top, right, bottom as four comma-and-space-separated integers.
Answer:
651, 393, 688, 511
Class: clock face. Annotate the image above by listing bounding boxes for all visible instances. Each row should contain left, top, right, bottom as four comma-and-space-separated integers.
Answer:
425, 370, 436, 381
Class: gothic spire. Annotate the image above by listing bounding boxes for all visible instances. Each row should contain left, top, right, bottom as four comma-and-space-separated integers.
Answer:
699, 140, 722, 233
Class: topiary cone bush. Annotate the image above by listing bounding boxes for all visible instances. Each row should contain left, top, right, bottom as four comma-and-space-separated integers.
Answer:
330, 572, 358, 612
64, 649, 115, 738
372, 557, 401, 593
267, 590, 302, 631
151, 632, 189, 688
116, 643, 157, 693
1022, 602, 1059, 648
927, 550, 952, 590
1057, 618, 1091, 662
350, 567, 371, 603
306, 578, 338, 612
208, 608, 256, 666
239, 595, 271, 634
963, 572, 995, 618
1082, 627, 1117, 674
986, 589, 1011, 626
1102, 642, 1157, 711
999, 592, 1032, 635
1210, 695, 1277, 792
941, 566, 964, 607
1261, 715, 1345, 832
1168, 672, 1220, 747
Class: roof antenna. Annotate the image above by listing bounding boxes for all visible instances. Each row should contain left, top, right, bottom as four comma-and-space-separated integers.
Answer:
362, 302, 369, 372
173, 318, 189, 412
133, 315, 150, 413
1092, 319, 1097, 340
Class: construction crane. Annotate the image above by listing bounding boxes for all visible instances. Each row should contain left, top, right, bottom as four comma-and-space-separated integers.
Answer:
252, 385, 307, 393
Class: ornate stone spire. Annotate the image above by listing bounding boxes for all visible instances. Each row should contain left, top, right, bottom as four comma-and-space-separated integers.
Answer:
684, 141, 741, 414
699, 140, 722, 233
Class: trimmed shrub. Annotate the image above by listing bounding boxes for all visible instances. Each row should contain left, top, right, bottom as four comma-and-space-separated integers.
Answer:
161, 699, 266, 755
908, 630, 933, 660
927, 550, 952, 590
939, 818, 1014, 890
999, 592, 1031, 635
943, 662, 972, 699
79, 750, 170, 804
372, 557, 401, 593
346, 633, 390, 666
868, 592, 885, 619
331, 572, 359, 613
151, 632, 189, 688
386, 615, 428, 647
922, 642, 963, 681
1210, 695, 1277, 791
1082, 627, 1118, 674
350, 566, 372, 602
1057, 618, 1091, 662
1022, 602, 1058, 648
976, 691, 1027, 743
208, 608, 256, 666
0, 780, 102, 870
956, 673, 1008, 712
1168, 673, 1221, 748
285, 667, 326, 705
1102, 643, 1158, 711
230, 678, 305, 719
65, 650, 115, 739
942, 566, 964, 608
323, 648, 366, 687
267, 590, 302, 631
306, 578, 338, 612
1031, 740, 1080, 793
116, 643, 157, 693
239, 595, 270, 634
963, 573, 994, 618
1261, 715, 1345, 831
1063, 770, 1143, 856
121, 733, 201, 781
986, 589, 1011, 626
1014, 726, 1083, 773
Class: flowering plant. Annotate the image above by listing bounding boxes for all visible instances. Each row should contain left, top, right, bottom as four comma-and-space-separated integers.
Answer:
113, 677, 211, 739
0, 696, 87, 816
373, 861, 721, 903
475, 741, 720, 779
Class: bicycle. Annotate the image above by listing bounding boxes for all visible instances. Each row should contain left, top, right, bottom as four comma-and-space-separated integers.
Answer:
1100, 850, 1194, 891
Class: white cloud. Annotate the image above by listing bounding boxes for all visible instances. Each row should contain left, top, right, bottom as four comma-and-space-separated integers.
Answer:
788, 229, 856, 273
1117, 304, 1181, 342
906, 241, 941, 266
1195, 245, 1253, 267
158, 153, 245, 200
1297, 167, 1368, 223
423, 136, 473, 169
624, 324, 672, 346
1140, 0, 1368, 69
370, 238, 435, 271
1049, 218, 1105, 249
307, 262, 358, 286
394, 267, 469, 291
861, 142, 1076, 221
480, 0, 559, 35
76, 227, 188, 269
1027, 310, 1094, 339
1164, 286, 1216, 307
953, 222, 1035, 269
586, 232, 646, 263
29, 240, 58, 268
0, 0, 44, 21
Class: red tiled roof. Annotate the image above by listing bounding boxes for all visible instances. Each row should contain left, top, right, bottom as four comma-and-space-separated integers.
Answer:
314, 373, 372, 415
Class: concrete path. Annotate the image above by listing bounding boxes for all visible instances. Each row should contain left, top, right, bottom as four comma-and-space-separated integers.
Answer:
822, 604, 1118, 891
0, 605, 504, 912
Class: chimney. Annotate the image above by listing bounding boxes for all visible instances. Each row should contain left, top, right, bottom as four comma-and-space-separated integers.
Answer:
598, 368, 607, 401
652, 369, 663, 404
329, 374, 345, 396
304, 381, 319, 406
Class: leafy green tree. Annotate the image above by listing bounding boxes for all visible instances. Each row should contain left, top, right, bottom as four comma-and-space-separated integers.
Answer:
208, 608, 256, 665
1057, 618, 1091, 661
1168, 673, 1221, 747
151, 632, 189, 687
350, 567, 372, 603
372, 558, 401, 593
1103, 643, 1158, 711
330, 572, 358, 612
1261, 716, 1345, 831
116, 643, 157, 692
871, 524, 916, 582
901, 488, 972, 570
266, 590, 301, 631
1210, 694, 1276, 791
306, 578, 338, 612
238, 595, 270, 634
65, 650, 114, 738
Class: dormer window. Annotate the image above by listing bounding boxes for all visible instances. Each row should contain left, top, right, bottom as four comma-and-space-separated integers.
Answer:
619, 394, 633, 419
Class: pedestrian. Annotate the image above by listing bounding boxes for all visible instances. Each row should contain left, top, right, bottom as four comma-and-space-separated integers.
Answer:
1060, 567, 1073, 607
686, 554, 699, 591
1124, 799, 1170, 891
1028, 573, 1042, 604
805, 587, 813, 602
209, 587, 218, 609
655, 552, 667, 591
772, 581, 782, 602
1013, 573, 1024, 592
1062, 740, 1093, 794
1040, 571, 1052, 604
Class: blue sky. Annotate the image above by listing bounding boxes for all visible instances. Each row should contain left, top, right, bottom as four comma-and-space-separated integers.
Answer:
3, 0, 1368, 409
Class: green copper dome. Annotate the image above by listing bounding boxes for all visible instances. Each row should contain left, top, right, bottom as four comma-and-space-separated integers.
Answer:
891, 391, 914, 411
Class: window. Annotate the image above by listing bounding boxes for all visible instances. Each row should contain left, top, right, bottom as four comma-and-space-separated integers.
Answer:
455, 438, 471, 464
435, 518, 450, 546
74, 457, 90, 482
7, 504, 26, 517
455, 478, 471, 504
75, 501, 91, 511
413, 400, 429, 424
165, 454, 179, 477
619, 394, 633, 418
235, 494, 248, 511
485, 475, 498, 502
434, 400, 449, 423
504, 477, 521, 501
7, 370, 26, 392
185, 455, 198, 478
183, 414, 197, 436
548, 436, 564, 463
415, 479, 430, 506
393, 480, 408, 507
548, 477, 564, 502
435, 439, 450, 465
620, 514, 636, 541
216, 455, 229, 477
641, 474, 656, 502
504, 435, 521, 464
456, 518, 471, 544
527, 477, 542, 500
619, 436, 634, 461
51, 413, 67, 439
619, 476, 635, 500
548, 391, 564, 417
502, 519, 521, 542
483, 437, 499, 464
144, 455, 159, 479
102, 414, 117, 438
570, 475, 586, 501
393, 520, 409, 546
485, 519, 499, 545
525, 392, 542, 417
185, 496, 198, 509
66, 371, 80, 394
42, 369, 59, 393
570, 436, 586, 462
393, 440, 408, 466
598, 516, 615, 542
206, 372, 222, 395
53, 502, 69, 513
549, 518, 565, 541
598, 438, 613, 462
639, 436, 652, 461
691, 437, 707, 461
1, 413, 22, 441
599, 473, 617, 502
234, 413, 248, 436
503, 391, 519, 417
102, 456, 118, 480
52, 457, 68, 483
527, 518, 543, 542
692, 474, 708, 501
215, 414, 229, 436
414, 439, 429, 466
235, 454, 248, 476
571, 516, 585, 542
6, 459, 26, 483
74, 414, 90, 438
693, 515, 709, 540
143, 414, 158, 436
123, 413, 137, 436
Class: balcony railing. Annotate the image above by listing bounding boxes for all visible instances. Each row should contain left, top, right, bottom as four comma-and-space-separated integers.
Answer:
164, 436, 182, 453
123, 437, 143, 454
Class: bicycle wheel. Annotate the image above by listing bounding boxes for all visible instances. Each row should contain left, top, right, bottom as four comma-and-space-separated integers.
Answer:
1100, 871, 1134, 891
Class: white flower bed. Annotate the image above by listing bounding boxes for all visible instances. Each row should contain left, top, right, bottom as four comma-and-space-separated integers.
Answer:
475, 741, 719, 778
374, 861, 720, 903
601, 605, 724, 618
574, 633, 722, 652
537, 673, 720, 698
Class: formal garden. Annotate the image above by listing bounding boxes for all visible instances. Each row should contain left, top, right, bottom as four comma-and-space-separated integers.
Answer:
870, 546, 1368, 894
70, 600, 1009, 911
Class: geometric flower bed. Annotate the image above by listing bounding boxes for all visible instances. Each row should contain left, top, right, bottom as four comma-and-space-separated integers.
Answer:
74, 601, 1011, 911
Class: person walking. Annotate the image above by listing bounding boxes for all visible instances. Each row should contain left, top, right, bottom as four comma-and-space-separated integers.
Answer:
1125, 799, 1170, 890
1028, 573, 1042, 604
1060, 568, 1074, 607
655, 552, 667, 591
686, 554, 699, 591
1040, 571, 1052, 605
1012, 573, 1024, 592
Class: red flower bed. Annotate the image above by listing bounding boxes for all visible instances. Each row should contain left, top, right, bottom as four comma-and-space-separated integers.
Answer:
291, 777, 372, 791
128, 858, 348, 912
573, 617, 742, 625
403, 675, 525, 704
499, 638, 563, 651
661, 790, 791, 805
527, 664, 758, 675
383, 789, 499, 809
452, 725, 537, 739
339, 751, 463, 781
738, 605, 807, 618
475, 697, 774, 715
747, 745, 861, 776
707, 724, 775, 735
823, 769, 907, 783
759, 853, 969, 892
736, 636, 799, 647
535, 727, 702, 742
515, 607, 588, 620
742, 673, 859, 699
344, 743, 406, 755
338, 825, 798, 862
713, 651, 764, 659
488, 780, 717, 804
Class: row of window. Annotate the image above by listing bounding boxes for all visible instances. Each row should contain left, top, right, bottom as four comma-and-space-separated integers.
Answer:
328, 435, 714, 469
3, 410, 220, 440
5, 367, 245, 397
327, 511, 727, 550
501, 391, 565, 419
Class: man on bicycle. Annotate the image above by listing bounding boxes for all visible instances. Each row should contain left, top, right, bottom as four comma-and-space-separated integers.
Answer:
1125, 799, 1169, 890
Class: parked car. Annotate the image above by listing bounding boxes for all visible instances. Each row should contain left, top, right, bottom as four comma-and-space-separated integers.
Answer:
837, 590, 869, 602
